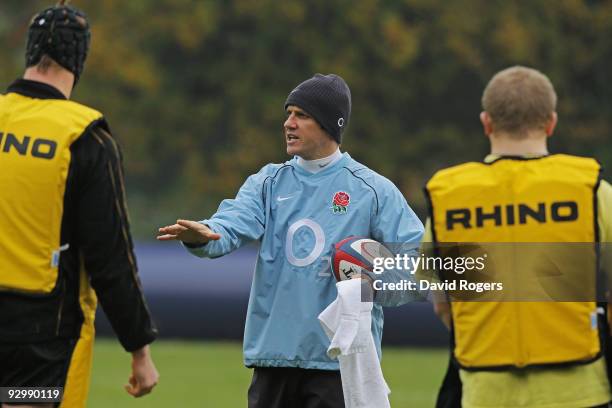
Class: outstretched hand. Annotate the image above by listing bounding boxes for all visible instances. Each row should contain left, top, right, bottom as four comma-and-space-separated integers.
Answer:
157, 219, 221, 245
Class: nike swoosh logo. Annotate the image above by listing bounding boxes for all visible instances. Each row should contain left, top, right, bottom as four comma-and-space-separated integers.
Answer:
277, 195, 294, 202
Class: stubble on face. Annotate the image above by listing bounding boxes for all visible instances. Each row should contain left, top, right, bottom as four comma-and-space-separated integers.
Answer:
284, 106, 336, 160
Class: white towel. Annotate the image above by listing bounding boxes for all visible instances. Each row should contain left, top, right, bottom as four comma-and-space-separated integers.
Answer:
318, 279, 391, 408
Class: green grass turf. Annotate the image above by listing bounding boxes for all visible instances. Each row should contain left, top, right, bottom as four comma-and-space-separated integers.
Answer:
88, 339, 448, 407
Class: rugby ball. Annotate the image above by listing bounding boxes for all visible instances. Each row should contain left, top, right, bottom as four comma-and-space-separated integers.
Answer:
331, 236, 385, 281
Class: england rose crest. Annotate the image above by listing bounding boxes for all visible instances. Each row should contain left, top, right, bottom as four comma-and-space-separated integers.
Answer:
331, 191, 350, 214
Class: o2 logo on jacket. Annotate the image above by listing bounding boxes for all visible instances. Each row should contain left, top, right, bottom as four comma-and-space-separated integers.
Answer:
285, 219, 325, 267
285, 219, 332, 277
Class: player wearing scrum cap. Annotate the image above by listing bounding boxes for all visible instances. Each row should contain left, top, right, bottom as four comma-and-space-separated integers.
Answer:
0, 2, 158, 407
158, 73, 424, 407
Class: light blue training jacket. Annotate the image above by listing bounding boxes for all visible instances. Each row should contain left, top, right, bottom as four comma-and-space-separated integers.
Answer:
187, 152, 424, 369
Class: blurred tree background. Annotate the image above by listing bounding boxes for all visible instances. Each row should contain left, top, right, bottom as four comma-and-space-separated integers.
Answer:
1, 0, 611, 238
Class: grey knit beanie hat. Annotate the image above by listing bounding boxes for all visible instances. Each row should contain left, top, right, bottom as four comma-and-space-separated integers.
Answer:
285, 73, 351, 143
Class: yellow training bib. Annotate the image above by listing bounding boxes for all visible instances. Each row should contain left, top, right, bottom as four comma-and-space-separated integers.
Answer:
426, 155, 602, 369
0, 92, 102, 294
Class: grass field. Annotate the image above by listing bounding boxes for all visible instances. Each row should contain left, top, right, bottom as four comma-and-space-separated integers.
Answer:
88, 339, 448, 407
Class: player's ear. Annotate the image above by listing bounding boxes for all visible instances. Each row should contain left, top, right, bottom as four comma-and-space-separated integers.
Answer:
480, 111, 493, 136
545, 112, 558, 137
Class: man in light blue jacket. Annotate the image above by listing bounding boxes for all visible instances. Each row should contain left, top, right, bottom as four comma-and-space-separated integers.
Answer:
158, 73, 424, 408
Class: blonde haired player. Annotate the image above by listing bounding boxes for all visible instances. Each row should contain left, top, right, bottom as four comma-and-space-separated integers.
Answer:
425, 66, 612, 408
